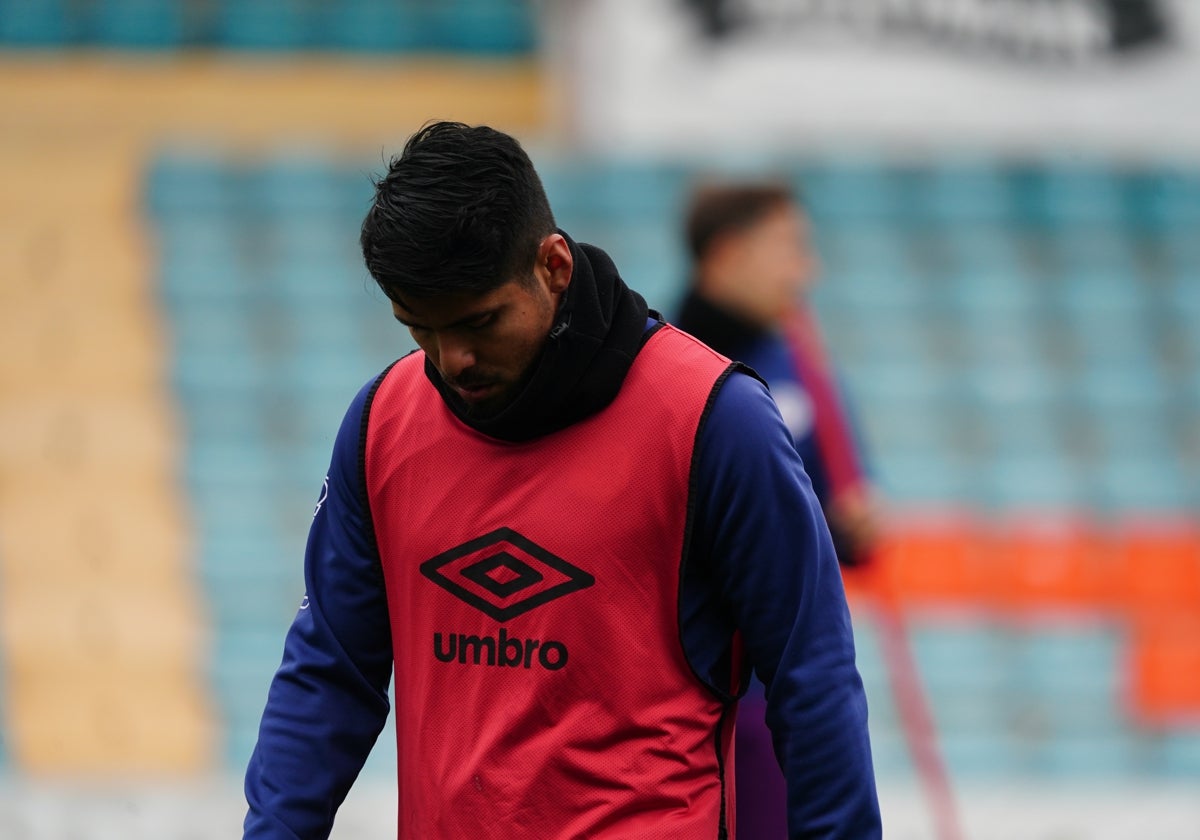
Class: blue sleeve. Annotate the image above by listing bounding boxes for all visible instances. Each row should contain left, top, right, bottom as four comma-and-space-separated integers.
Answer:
688, 370, 881, 839
243, 376, 394, 839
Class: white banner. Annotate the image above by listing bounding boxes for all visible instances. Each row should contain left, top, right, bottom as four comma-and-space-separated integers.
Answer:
543, 0, 1200, 160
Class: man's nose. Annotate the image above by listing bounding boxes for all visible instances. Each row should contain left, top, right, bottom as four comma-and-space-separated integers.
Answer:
436, 334, 476, 379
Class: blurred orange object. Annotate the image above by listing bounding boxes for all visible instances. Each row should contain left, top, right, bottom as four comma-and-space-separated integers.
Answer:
846, 510, 990, 610
1113, 517, 1200, 617
1127, 614, 1200, 725
843, 512, 1200, 724
985, 514, 1119, 614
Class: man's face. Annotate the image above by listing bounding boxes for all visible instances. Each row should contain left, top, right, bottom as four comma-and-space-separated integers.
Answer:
391, 238, 571, 419
707, 204, 818, 326
732, 204, 818, 322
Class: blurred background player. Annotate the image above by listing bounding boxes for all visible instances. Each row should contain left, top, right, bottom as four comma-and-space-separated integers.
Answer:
675, 180, 884, 838
677, 181, 882, 564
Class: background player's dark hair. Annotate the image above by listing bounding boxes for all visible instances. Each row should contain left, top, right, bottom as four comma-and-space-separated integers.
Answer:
360, 121, 556, 299
684, 182, 799, 261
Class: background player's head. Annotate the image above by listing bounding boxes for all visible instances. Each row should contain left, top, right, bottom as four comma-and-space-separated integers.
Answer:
684, 181, 818, 326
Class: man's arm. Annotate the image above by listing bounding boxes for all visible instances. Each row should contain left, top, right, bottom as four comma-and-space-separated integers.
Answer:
244, 377, 394, 839
691, 370, 881, 838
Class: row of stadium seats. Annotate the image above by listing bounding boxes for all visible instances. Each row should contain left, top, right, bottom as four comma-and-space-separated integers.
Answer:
854, 616, 1200, 778
151, 153, 1200, 511
146, 151, 1200, 229
0, 0, 535, 52
799, 155, 1200, 230
149, 152, 1200, 775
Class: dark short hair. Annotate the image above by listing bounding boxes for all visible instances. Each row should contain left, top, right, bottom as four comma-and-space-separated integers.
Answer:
360, 121, 556, 299
684, 182, 798, 261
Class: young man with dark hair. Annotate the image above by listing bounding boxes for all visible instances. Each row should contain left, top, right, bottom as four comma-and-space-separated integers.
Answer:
243, 122, 880, 839
676, 180, 884, 839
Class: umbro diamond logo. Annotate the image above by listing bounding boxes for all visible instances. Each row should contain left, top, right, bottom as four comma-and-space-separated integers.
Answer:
419, 527, 595, 622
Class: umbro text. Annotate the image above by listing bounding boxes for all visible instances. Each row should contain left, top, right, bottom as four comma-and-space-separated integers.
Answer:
433, 629, 568, 671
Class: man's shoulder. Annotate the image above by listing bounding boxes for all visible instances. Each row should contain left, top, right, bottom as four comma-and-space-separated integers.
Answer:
644, 321, 734, 367
630, 323, 738, 397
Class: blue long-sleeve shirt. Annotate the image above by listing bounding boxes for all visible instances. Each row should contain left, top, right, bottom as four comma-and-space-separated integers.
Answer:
244, 361, 879, 839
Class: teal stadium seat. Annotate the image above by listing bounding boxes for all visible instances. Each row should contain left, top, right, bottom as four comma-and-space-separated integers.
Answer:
0, 0, 75, 45
1159, 732, 1200, 776
205, 563, 304, 635
1088, 454, 1195, 511
275, 251, 367, 310
1166, 270, 1200, 320
210, 629, 290, 714
1027, 734, 1138, 777
959, 315, 1048, 370
147, 156, 244, 219
1007, 622, 1123, 695
321, 0, 427, 52
1003, 623, 1133, 780
1054, 225, 1141, 279
250, 158, 359, 220
984, 456, 1087, 510
919, 157, 1016, 226
944, 266, 1040, 322
541, 160, 687, 223
845, 357, 964, 413
1068, 365, 1172, 423
422, 0, 536, 54
173, 350, 277, 401
910, 622, 1024, 776
215, 0, 318, 50
185, 440, 276, 493
159, 245, 254, 303
1065, 313, 1159, 371
1125, 164, 1200, 232
169, 301, 258, 359
1037, 157, 1128, 228
819, 227, 926, 308
871, 451, 973, 505
796, 154, 903, 226
86, 0, 186, 48
979, 394, 1069, 463
846, 617, 915, 776
943, 224, 1028, 277
180, 390, 263, 441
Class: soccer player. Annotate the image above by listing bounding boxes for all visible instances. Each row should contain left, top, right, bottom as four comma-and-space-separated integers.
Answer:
675, 180, 884, 838
242, 123, 879, 839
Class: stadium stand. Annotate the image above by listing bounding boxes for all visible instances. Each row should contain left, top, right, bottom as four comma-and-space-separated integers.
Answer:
2, 1, 1199, 835
144, 151, 1200, 779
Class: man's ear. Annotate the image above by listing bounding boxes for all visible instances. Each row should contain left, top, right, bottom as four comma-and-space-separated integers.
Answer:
537, 233, 573, 296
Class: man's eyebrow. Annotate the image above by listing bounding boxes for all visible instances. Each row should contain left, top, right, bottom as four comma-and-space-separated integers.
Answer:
392, 306, 499, 330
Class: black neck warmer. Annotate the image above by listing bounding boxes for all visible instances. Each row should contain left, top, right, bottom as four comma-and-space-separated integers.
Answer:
675, 289, 767, 359
425, 233, 651, 442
